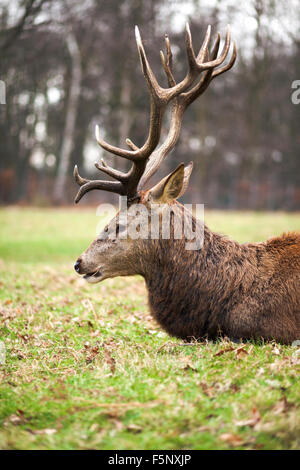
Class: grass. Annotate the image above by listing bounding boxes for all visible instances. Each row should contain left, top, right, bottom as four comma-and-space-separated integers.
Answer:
0, 206, 299, 450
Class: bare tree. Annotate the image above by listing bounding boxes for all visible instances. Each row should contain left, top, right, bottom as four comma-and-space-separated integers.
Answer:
0, 0, 49, 53
53, 31, 82, 203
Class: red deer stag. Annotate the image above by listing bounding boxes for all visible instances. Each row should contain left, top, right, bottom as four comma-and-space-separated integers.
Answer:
74, 24, 300, 344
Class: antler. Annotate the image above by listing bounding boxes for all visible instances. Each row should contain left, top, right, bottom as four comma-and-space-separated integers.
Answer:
138, 28, 237, 188
74, 23, 237, 203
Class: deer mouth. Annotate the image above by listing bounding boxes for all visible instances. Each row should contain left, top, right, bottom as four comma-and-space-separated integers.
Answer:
83, 269, 102, 282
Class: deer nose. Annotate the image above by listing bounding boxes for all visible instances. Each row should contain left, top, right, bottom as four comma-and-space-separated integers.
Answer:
74, 259, 81, 273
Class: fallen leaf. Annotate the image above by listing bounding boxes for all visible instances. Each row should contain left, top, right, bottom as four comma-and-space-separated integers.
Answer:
214, 347, 235, 357
235, 346, 248, 357
84, 344, 99, 364
273, 396, 294, 415
4, 414, 23, 425
199, 382, 215, 398
219, 433, 243, 446
111, 418, 123, 431
235, 407, 261, 428
127, 424, 142, 433
181, 362, 197, 372
27, 428, 57, 435
103, 346, 116, 374
89, 423, 99, 432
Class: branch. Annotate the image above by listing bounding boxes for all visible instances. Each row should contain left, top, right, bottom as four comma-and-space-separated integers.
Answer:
0, 0, 48, 52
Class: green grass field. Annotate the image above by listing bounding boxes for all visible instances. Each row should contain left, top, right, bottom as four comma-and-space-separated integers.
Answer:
0, 207, 299, 450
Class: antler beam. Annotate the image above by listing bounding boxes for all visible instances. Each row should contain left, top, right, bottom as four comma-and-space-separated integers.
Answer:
74, 23, 237, 203
139, 29, 237, 189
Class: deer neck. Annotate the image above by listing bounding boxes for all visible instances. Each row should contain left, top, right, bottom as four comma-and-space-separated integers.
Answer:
138, 220, 254, 341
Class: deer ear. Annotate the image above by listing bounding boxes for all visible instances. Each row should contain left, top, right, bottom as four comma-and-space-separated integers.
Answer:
149, 162, 193, 203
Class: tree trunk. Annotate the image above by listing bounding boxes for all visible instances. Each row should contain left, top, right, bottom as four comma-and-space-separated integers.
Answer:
53, 32, 81, 203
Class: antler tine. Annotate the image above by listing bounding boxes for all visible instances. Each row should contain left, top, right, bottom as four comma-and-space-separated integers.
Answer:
74, 165, 89, 186
196, 24, 212, 62
135, 26, 162, 101
212, 39, 237, 78
95, 125, 140, 161
210, 31, 221, 59
74, 165, 125, 203
194, 25, 231, 72
126, 138, 139, 151
94, 160, 128, 183
186, 23, 212, 67
165, 34, 173, 73
182, 31, 222, 107
160, 34, 176, 87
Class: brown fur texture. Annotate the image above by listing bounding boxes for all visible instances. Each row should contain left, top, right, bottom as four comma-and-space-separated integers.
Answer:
137, 208, 300, 344
76, 194, 300, 344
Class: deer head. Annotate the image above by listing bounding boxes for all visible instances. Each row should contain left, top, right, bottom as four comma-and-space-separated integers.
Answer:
74, 23, 236, 283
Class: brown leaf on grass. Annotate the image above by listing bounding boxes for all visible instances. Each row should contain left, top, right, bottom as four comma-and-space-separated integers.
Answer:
84, 344, 100, 364
199, 382, 215, 398
273, 396, 294, 415
89, 423, 100, 432
103, 409, 126, 420
214, 347, 236, 357
0, 308, 17, 321
10, 349, 25, 360
230, 383, 240, 393
103, 346, 116, 374
104, 337, 120, 349
219, 433, 244, 446
4, 414, 23, 426
4, 410, 31, 426
235, 346, 248, 357
235, 407, 261, 428
214, 345, 248, 358
195, 425, 212, 432
178, 355, 198, 372
27, 428, 57, 435
181, 362, 198, 372
127, 424, 142, 434
18, 333, 31, 343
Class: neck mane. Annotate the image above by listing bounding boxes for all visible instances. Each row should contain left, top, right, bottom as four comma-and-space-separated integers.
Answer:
138, 203, 257, 340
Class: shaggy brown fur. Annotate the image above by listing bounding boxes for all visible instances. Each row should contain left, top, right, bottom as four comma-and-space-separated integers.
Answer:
135, 206, 300, 344
75, 196, 300, 345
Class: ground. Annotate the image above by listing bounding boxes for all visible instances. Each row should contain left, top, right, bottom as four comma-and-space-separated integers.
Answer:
0, 207, 299, 450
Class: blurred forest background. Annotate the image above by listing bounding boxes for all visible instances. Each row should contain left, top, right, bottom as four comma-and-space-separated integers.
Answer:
0, 0, 299, 209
